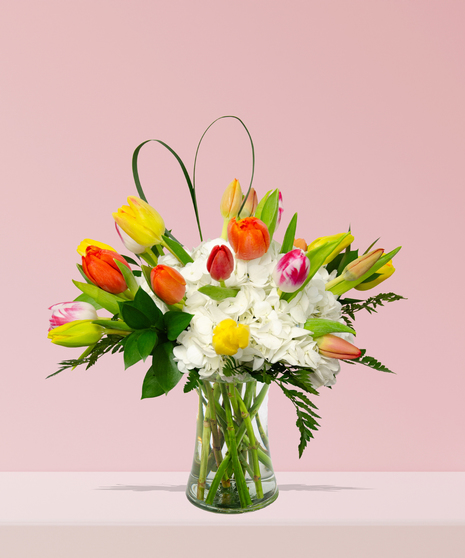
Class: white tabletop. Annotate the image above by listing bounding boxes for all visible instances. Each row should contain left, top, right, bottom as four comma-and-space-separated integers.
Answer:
1, 472, 464, 526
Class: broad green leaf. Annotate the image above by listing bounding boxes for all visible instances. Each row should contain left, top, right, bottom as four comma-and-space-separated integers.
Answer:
161, 235, 194, 265
76, 264, 93, 284
163, 311, 194, 341
280, 213, 298, 254
259, 189, 279, 239
198, 285, 239, 301
119, 302, 152, 329
133, 270, 142, 277
141, 265, 153, 288
141, 342, 182, 398
72, 280, 123, 315
124, 331, 143, 369
122, 254, 139, 266
254, 190, 270, 220
133, 287, 163, 328
92, 319, 133, 331
137, 330, 158, 361
74, 293, 103, 310
304, 318, 356, 338
115, 260, 139, 296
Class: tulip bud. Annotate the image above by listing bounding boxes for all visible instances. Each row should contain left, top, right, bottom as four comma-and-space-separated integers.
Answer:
220, 179, 243, 219
308, 233, 355, 265
115, 223, 146, 255
77, 239, 116, 257
207, 245, 234, 281
277, 191, 284, 227
212, 319, 250, 356
272, 248, 310, 293
227, 217, 270, 261
342, 248, 383, 282
82, 246, 130, 294
293, 238, 308, 251
47, 319, 104, 348
239, 188, 258, 218
49, 301, 98, 331
316, 334, 361, 360
113, 196, 165, 248
355, 259, 395, 291
150, 265, 186, 305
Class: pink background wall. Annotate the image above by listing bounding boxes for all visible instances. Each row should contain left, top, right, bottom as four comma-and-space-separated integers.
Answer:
1, 0, 464, 472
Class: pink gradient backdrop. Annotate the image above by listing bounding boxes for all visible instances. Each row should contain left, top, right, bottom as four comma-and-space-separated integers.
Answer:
1, 0, 464, 472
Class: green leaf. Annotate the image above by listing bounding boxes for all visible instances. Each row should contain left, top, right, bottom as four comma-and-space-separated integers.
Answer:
304, 318, 356, 338
141, 342, 183, 398
122, 254, 140, 266
114, 260, 139, 296
337, 249, 359, 276
254, 190, 270, 220
137, 330, 158, 361
163, 311, 194, 341
119, 302, 152, 329
341, 292, 406, 321
184, 370, 201, 393
124, 332, 143, 369
74, 293, 103, 310
133, 287, 163, 328
141, 265, 153, 288
72, 280, 123, 315
161, 235, 194, 265
76, 264, 93, 284
349, 349, 394, 374
280, 213, 298, 254
198, 285, 239, 301
92, 319, 133, 331
363, 237, 380, 255
259, 189, 280, 239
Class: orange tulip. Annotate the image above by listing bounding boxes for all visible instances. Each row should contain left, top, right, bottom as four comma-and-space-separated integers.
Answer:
227, 217, 270, 261
316, 334, 361, 360
293, 238, 308, 251
150, 265, 186, 305
82, 246, 130, 294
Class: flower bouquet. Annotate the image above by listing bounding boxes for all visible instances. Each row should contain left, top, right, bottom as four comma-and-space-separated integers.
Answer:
48, 117, 404, 513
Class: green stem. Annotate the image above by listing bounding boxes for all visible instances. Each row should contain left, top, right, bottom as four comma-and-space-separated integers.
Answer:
235, 386, 263, 498
140, 248, 158, 267
254, 384, 270, 450
220, 383, 252, 507
204, 382, 230, 488
197, 402, 211, 501
239, 452, 254, 479
205, 453, 231, 505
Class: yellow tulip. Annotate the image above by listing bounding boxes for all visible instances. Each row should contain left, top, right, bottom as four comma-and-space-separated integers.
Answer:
220, 179, 243, 220
47, 320, 103, 348
77, 239, 116, 257
112, 196, 165, 247
355, 260, 395, 291
212, 319, 250, 356
307, 233, 354, 265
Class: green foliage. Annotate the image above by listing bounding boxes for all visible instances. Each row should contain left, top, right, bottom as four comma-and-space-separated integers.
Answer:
183, 370, 201, 393
141, 342, 183, 398
162, 234, 194, 265
258, 189, 280, 239
280, 212, 298, 254
304, 318, 356, 338
114, 260, 139, 296
47, 336, 123, 378
346, 349, 394, 374
119, 303, 152, 329
72, 280, 123, 315
123, 331, 144, 369
74, 293, 103, 310
198, 285, 239, 301
341, 292, 406, 327
163, 311, 194, 341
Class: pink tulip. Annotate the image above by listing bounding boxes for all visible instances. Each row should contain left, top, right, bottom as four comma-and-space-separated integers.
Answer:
272, 248, 310, 293
316, 334, 361, 360
48, 301, 98, 331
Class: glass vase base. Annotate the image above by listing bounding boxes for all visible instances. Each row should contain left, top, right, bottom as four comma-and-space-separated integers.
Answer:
186, 474, 279, 514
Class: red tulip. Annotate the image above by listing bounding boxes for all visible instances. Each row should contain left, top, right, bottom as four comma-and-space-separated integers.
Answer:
316, 334, 361, 360
227, 217, 270, 261
150, 265, 186, 305
82, 246, 130, 294
207, 245, 234, 281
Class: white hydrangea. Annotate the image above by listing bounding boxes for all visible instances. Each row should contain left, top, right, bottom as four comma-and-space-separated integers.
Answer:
154, 238, 347, 388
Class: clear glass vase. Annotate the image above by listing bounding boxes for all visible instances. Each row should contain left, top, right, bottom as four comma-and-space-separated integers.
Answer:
186, 377, 278, 513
